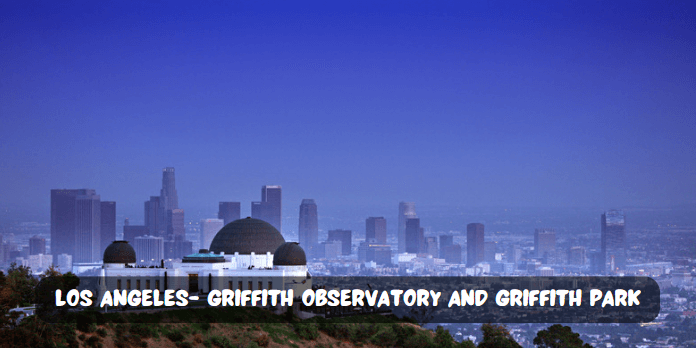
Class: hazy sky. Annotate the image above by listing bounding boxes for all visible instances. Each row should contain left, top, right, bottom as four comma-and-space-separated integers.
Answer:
1, 1, 695, 221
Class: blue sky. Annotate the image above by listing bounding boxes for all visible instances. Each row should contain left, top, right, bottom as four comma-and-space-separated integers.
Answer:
1, 1, 695, 221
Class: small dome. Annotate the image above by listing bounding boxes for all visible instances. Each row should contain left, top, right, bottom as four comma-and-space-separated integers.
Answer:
103, 241, 136, 264
209, 217, 285, 255
273, 242, 307, 266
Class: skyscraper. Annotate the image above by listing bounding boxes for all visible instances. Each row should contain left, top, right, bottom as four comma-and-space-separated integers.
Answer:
366, 217, 387, 244
328, 229, 352, 255
51, 189, 96, 263
218, 202, 241, 225
601, 210, 626, 272
200, 218, 224, 251
167, 209, 185, 240
252, 185, 282, 232
398, 202, 417, 253
134, 235, 164, 266
405, 218, 423, 254
298, 199, 318, 258
425, 237, 438, 258
439, 235, 453, 259
534, 228, 556, 259
160, 167, 179, 211
467, 223, 485, 266
29, 235, 46, 256
145, 196, 163, 237
73, 193, 101, 263
100, 201, 116, 255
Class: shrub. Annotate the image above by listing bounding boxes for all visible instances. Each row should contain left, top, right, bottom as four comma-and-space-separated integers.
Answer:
294, 323, 320, 340
96, 328, 108, 337
255, 333, 270, 347
167, 331, 185, 342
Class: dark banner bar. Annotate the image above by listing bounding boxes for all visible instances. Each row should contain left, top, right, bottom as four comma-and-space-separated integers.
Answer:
36, 276, 660, 323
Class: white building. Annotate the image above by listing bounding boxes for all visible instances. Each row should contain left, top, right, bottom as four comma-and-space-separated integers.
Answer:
200, 218, 224, 251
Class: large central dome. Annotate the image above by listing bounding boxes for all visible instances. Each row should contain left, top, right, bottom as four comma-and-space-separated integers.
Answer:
209, 217, 286, 255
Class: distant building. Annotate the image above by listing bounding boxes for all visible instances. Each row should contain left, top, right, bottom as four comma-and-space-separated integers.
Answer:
100, 201, 116, 255
123, 225, 148, 244
484, 241, 497, 262
536, 267, 554, 276
164, 235, 193, 260
50, 189, 98, 264
134, 235, 164, 265
602, 210, 626, 272
252, 186, 282, 232
56, 253, 72, 273
507, 244, 522, 264
73, 193, 101, 263
443, 244, 462, 264
358, 239, 392, 266
200, 219, 224, 251
425, 237, 438, 258
298, 199, 318, 258
167, 209, 185, 240
327, 229, 352, 255
29, 235, 46, 256
589, 251, 604, 274
145, 196, 163, 237
439, 235, 453, 259
398, 202, 417, 253
317, 240, 342, 260
568, 246, 586, 266
534, 228, 556, 260
405, 218, 423, 254
467, 223, 485, 267
366, 217, 387, 244
218, 202, 241, 225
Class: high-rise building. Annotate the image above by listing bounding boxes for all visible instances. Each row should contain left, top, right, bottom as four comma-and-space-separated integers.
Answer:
366, 217, 387, 244
298, 199, 318, 258
467, 223, 485, 266
218, 202, 241, 225
51, 189, 97, 264
73, 193, 101, 263
398, 202, 417, 253
29, 235, 46, 256
439, 235, 453, 259
164, 235, 193, 260
443, 244, 462, 264
534, 228, 556, 260
327, 229, 352, 255
100, 201, 116, 255
251, 186, 282, 232
317, 240, 342, 260
134, 235, 164, 265
425, 237, 438, 258
167, 209, 185, 240
601, 210, 626, 272
123, 225, 148, 244
405, 218, 423, 254
200, 218, 224, 251
358, 239, 392, 266
145, 196, 164, 237
160, 167, 179, 211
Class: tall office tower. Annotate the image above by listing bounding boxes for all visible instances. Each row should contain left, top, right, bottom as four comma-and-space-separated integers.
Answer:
145, 196, 164, 237
484, 241, 497, 262
200, 218, 224, 251
123, 225, 148, 244
164, 235, 192, 260
467, 223, 485, 266
29, 235, 46, 255
439, 235, 453, 259
425, 237, 438, 258
134, 235, 164, 265
568, 246, 586, 266
218, 202, 241, 225
251, 185, 282, 232
398, 202, 417, 253
167, 209, 185, 240
601, 210, 626, 272
534, 228, 556, 259
366, 217, 387, 244
160, 167, 179, 211
298, 199, 318, 258
358, 239, 392, 266
51, 189, 97, 263
100, 201, 116, 255
405, 218, 423, 254
73, 193, 101, 263
327, 229, 352, 255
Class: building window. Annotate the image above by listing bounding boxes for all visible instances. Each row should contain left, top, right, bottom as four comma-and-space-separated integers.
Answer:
117, 279, 121, 290
127, 280, 131, 290
155, 280, 160, 290
268, 281, 272, 289
136, 280, 141, 289
228, 281, 233, 290
258, 281, 263, 290
238, 281, 243, 290
248, 281, 253, 291
146, 280, 150, 289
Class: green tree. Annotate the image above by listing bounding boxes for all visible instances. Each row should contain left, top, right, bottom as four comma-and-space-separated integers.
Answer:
478, 324, 522, 348
0, 263, 37, 308
533, 324, 592, 348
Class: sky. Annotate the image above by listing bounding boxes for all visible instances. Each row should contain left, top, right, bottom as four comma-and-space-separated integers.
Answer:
1, 1, 695, 224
